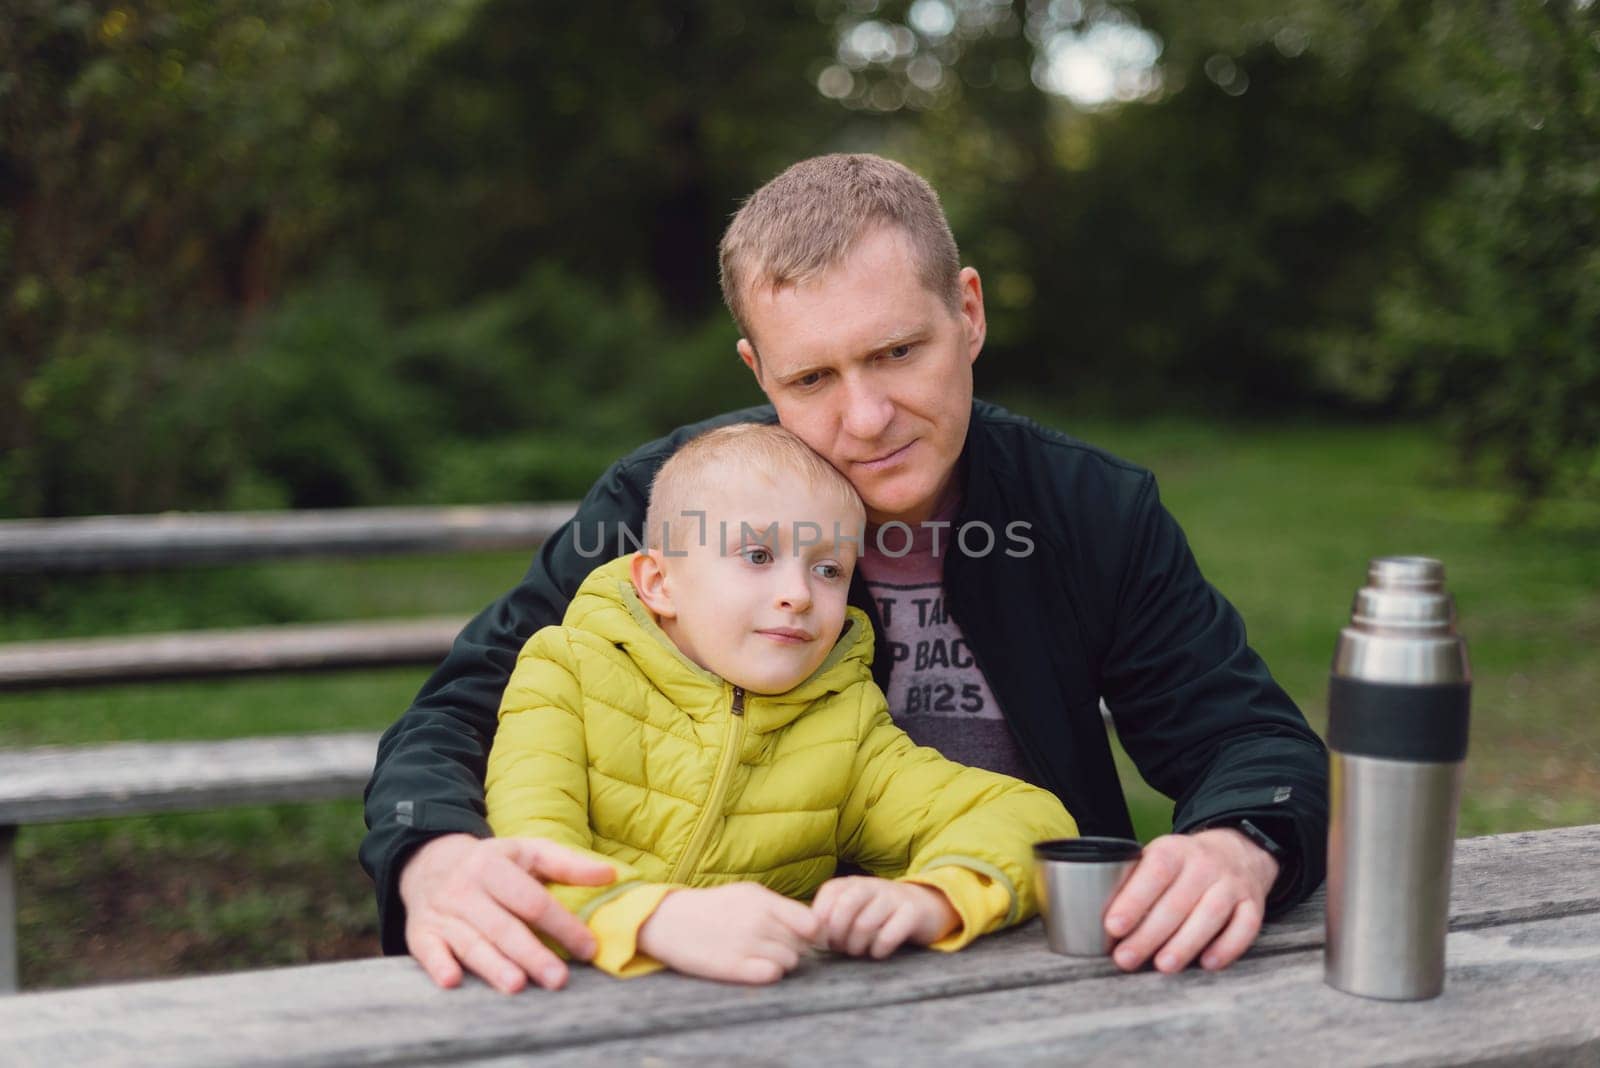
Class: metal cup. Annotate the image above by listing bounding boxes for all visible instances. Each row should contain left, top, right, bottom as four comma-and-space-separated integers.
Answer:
1033, 837, 1142, 956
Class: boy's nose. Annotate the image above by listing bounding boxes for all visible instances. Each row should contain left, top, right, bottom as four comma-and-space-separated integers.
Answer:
776, 569, 813, 612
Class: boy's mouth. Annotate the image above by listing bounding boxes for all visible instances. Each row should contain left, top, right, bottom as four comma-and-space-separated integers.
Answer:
758, 628, 812, 643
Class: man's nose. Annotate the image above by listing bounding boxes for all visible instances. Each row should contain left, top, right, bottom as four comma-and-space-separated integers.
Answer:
839, 375, 895, 441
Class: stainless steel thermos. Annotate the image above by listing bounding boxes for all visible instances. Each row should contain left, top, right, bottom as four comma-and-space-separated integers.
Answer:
1325, 556, 1471, 1000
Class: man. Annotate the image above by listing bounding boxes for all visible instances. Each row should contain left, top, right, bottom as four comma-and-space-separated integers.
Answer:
361, 154, 1328, 994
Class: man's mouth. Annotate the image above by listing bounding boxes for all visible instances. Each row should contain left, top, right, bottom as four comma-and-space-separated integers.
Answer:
855, 441, 914, 469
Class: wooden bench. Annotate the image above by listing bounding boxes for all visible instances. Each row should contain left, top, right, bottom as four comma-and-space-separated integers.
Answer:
0, 504, 574, 992
1, 825, 1596, 1066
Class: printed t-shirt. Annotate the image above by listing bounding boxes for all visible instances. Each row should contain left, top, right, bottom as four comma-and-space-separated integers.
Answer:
855, 500, 1036, 785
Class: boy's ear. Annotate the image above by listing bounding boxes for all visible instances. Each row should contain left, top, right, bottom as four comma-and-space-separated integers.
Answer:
630, 550, 677, 619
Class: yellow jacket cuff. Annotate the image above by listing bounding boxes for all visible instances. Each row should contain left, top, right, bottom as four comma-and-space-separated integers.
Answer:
585, 883, 679, 978
901, 865, 1013, 952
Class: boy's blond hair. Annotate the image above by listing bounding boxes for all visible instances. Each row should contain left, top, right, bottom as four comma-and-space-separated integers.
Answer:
645, 423, 865, 552
718, 154, 962, 341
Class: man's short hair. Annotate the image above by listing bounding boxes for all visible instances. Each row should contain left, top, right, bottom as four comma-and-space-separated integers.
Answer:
718, 153, 962, 341
644, 423, 865, 552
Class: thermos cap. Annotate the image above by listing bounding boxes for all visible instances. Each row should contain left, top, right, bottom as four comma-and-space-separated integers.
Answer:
1333, 556, 1471, 686
1366, 556, 1445, 590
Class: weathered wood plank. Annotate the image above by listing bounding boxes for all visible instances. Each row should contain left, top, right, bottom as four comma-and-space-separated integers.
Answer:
0, 732, 379, 824
0, 503, 574, 573
514, 909, 1600, 1068
0, 827, 1591, 1066
0, 617, 468, 691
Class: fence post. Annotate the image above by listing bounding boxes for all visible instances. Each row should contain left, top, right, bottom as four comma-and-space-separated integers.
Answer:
0, 824, 16, 993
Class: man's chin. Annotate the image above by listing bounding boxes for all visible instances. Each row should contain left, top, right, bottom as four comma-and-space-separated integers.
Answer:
862, 488, 936, 528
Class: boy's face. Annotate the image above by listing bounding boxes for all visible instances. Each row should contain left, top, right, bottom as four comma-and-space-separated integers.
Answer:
634, 471, 859, 695
736, 227, 986, 528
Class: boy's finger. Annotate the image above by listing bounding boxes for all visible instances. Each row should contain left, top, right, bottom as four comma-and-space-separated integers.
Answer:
771, 894, 822, 943
755, 938, 802, 973
821, 888, 869, 949
869, 906, 919, 959
732, 957, 786, 985
845, 895, 896, 957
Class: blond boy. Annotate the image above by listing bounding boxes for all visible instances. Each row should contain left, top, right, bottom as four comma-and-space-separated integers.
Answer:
484, 424, 1076, 983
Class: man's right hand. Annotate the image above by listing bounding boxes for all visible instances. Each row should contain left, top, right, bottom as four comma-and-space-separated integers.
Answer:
398, 833, 616, 994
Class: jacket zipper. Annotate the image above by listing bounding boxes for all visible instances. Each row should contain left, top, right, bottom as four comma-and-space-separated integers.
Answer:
668, 685, 746, 884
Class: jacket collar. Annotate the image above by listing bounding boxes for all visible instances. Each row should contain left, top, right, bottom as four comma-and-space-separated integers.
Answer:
565, 556, 875, 734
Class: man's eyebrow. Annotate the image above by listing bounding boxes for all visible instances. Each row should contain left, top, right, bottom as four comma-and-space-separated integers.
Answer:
772, 362, 826, 385
869, 325, 924, 350
772, 327, 925, 383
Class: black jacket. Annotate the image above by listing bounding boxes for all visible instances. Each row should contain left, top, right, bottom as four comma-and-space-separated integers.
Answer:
361, 400, 1329, 953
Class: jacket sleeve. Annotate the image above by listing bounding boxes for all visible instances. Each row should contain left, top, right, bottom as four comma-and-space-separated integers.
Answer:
836, 682, 1078, 949
485, 627, 675, 978
1099, 474, 1329, 915
359, 455, 653, 955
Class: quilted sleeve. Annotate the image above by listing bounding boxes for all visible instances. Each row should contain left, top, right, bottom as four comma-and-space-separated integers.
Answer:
837, 681, 1078, 944
485, 627, 668, 973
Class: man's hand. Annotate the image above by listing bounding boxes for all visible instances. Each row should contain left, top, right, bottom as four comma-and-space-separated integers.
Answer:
399, 834, 616, 994
810, 876, 959, 959
637, 882, 820, 985
1103, 828, 1279, 974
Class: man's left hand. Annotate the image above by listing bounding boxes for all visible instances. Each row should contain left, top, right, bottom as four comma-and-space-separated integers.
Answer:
1103, 828, 1279, 974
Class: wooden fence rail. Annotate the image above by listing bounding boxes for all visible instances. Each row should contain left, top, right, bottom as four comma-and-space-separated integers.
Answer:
0, 503, 576, 573
0, 618, 470, 691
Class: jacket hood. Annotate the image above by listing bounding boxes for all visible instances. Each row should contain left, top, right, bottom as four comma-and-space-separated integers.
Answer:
563, 555, 876, 734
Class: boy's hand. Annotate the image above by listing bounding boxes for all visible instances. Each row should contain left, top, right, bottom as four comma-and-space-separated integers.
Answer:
637, 882, 820, 985
811, 876, 959, 958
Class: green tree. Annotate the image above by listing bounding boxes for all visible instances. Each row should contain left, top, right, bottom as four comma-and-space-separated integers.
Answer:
1370, 0, 1600, 506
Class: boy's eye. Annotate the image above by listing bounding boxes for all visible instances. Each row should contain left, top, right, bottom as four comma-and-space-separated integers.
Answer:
741, 546, 774, 566
813, 562, 843, 581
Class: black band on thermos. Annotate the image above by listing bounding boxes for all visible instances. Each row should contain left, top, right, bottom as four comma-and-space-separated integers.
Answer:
1326, 676, 1471, 762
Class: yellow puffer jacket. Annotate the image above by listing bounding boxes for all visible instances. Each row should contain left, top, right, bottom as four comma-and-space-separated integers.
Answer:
485, 556, 1077, 976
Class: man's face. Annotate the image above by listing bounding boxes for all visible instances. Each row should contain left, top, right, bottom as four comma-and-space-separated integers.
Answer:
641, 470, 858, 695
737, 228, 986, 528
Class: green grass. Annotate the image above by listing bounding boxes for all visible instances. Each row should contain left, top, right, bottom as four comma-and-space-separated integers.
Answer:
3, 416, 1596, 987
1011, 408, 1600, 840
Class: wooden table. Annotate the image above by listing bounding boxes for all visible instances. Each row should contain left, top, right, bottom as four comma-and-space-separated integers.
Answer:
2, 825, 1596, 1067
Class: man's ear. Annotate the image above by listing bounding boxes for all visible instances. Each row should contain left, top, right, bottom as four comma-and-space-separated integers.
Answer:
737, 338, 762, 384
630, 550, 677, 619
956, 266, 987, 365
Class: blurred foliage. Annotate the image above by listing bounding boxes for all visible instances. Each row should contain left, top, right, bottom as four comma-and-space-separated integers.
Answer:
2, 0, 1596, 516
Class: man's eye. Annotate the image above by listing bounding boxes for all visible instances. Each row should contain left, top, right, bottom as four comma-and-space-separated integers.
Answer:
886, 344, 912, 360
794, 372, 825, 389
742, 547, 773, 565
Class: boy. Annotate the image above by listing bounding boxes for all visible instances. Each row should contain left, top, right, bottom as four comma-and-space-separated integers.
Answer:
484, 423, 1076, 983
